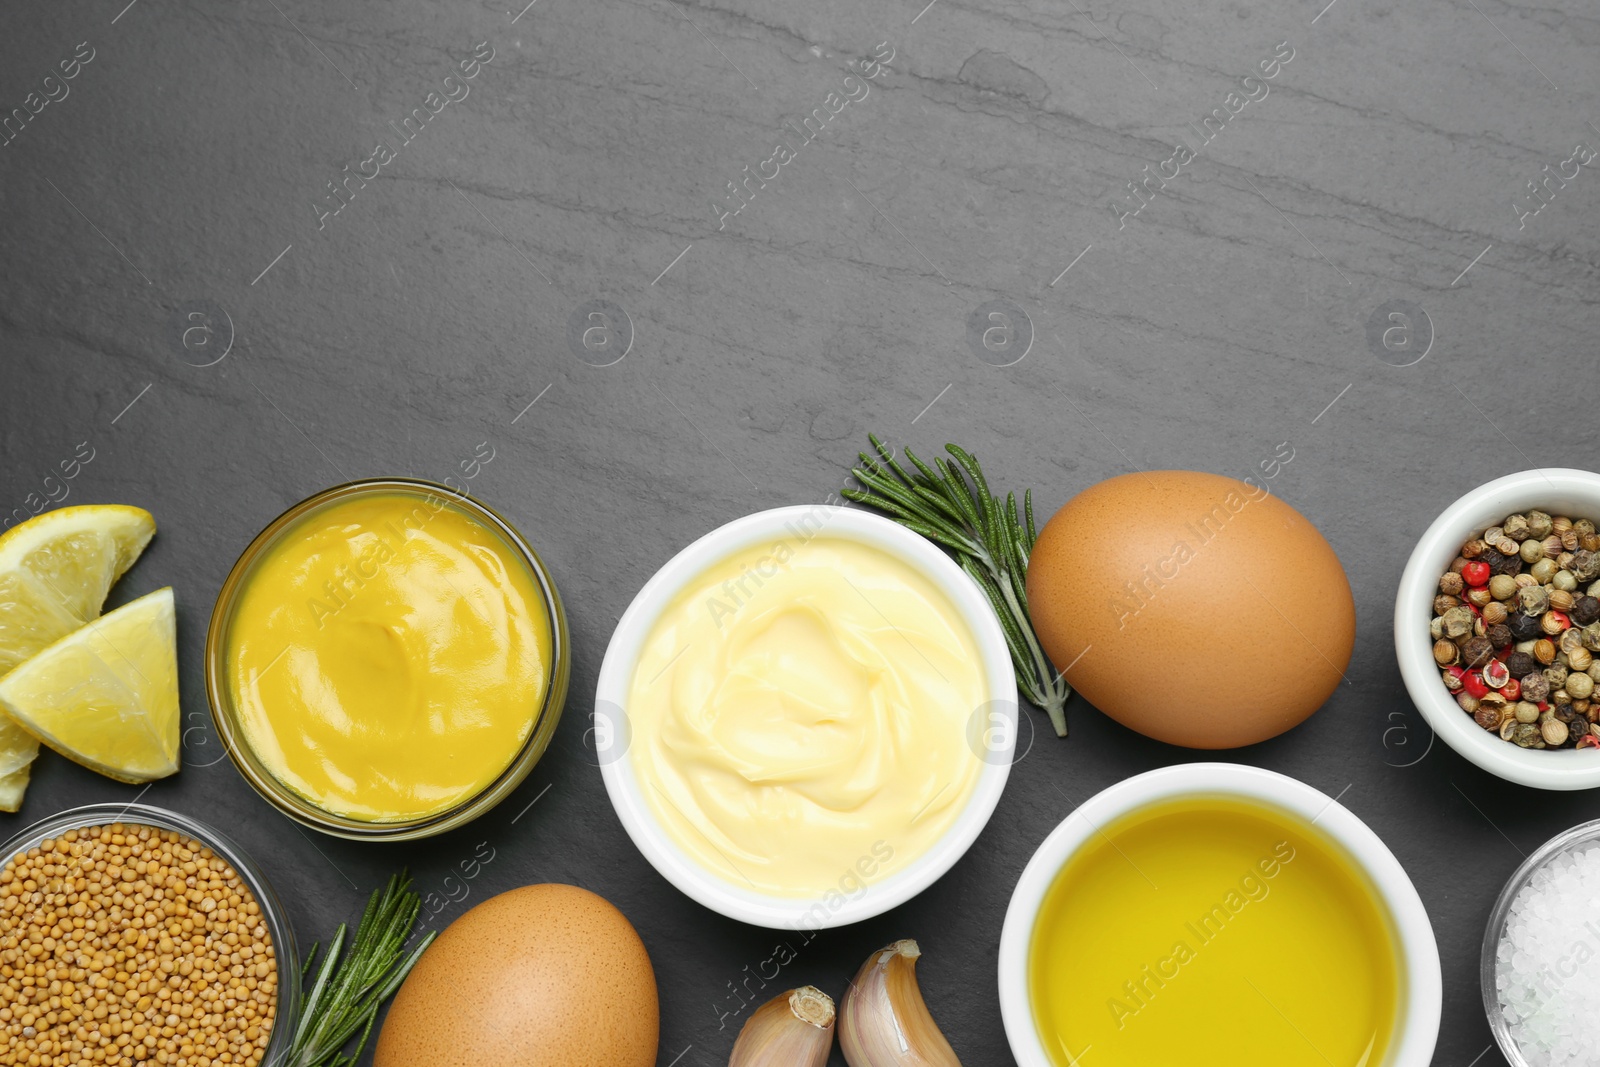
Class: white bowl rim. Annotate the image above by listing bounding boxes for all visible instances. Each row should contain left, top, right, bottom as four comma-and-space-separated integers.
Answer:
595, 504, 1018, 929
997, 762, 1442, 1067
1394, 467, 1600, 790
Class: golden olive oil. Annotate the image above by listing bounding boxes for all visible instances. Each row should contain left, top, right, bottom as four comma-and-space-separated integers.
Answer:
1028, 797, 1400, 1067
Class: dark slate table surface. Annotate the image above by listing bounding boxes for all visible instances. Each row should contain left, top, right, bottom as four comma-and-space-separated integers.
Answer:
3, 1, 1598, 1064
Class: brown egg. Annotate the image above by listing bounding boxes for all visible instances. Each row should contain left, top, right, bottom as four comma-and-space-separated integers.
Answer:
374, 884, 658, 1067
1026, 471, 1354, 748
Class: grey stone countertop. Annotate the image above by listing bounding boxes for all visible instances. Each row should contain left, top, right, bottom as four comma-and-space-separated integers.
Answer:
2, 0, 1598, 1063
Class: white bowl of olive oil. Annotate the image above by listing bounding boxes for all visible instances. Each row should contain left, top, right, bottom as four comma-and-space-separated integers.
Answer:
998, 764, 1440, 1067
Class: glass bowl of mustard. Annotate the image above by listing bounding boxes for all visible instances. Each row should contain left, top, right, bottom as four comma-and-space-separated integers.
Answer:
205, 478, 569, 840
0, 802, 302, 1067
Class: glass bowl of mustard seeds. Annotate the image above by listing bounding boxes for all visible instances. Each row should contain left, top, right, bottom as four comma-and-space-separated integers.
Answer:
0, 802, 300, 1067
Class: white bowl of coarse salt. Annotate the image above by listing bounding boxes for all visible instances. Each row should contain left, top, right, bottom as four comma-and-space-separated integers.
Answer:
1484, 817, 1600, 1066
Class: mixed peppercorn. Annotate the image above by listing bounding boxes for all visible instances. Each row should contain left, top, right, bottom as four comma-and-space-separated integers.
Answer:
1433, 510, 1600, 750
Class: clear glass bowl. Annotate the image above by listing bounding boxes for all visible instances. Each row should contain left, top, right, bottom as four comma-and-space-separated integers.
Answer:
205, 477, 570, 840
0, 802, 301, 1065
1481, 817, 1600, 1066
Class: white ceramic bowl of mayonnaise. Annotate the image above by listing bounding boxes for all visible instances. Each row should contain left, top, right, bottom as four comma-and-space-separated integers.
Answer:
595, 505, 1019, 929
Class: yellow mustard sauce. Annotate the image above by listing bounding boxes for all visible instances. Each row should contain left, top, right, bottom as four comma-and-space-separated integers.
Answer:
226, 491, 551, 822
628, 533, 987, 898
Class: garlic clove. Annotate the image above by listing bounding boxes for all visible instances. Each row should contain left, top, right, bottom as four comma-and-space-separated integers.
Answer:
839, 940, 961, 1067
729, 986, 835, 1067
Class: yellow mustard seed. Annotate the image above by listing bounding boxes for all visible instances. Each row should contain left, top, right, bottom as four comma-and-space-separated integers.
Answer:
0, 824, 276, 1067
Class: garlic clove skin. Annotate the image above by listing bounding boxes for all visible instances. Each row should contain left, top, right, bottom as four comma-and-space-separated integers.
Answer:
729, 986, 835, 1067
839, 940, 961, 1067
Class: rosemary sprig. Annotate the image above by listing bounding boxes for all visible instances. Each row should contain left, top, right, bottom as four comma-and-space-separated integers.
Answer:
283, 871, 437, 1067
843, 434, 1071, 737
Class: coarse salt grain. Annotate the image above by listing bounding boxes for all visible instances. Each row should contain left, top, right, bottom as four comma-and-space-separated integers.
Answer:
1496, 843, 1600, 1066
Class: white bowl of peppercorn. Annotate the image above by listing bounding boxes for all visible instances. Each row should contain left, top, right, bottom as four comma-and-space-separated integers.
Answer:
1396, 468, 1600, 790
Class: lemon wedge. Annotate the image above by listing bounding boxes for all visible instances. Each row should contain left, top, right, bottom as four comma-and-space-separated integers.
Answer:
0, 766, 30, 813
0, 504, 155, 807
0, 720, 37, 811
0, 504, 156, 675
0, 586, 180, 784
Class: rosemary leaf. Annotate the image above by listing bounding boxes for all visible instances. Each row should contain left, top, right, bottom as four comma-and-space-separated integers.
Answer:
848, 435, 1071, 737
851, 473, 944, 528
286, 871, 437, 1067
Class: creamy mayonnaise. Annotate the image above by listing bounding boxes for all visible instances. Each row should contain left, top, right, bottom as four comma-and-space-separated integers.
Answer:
627, 533, 986, 898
